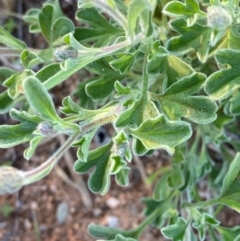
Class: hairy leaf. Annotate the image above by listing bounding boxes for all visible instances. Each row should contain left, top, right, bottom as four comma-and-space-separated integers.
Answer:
154, 72, 217, 124
129, 116, 192, 154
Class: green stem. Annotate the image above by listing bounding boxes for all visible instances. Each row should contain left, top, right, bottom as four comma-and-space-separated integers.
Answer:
23, 130, 80, 185
182, 197, 220, 209
130, 191, 177, 239
0, 47, 22, 56
44, 33, 145, 90
141, 52, 149, 99
22, 113, 117, 185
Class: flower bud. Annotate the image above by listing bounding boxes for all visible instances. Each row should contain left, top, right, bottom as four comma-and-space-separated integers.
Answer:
0, 166, 24, 195
207, 6, 232, 31
37, 121, 57, 136
54, 45, 78, 61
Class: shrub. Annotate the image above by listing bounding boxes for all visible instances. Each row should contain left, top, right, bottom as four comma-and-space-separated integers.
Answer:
1, 0, 240, 240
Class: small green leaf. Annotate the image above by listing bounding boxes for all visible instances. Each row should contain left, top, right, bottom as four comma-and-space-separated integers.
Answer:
39, 4, 55, 43
114, 81, 132, 98
74, 143, 113, 195
86, 76, 118, 100
74, 128, 98, 162
36, 63, 61, 82
205, 49, 240, 100
161, 217, 187, 241
23, 136, 44, 160
168, 166, 184, 189
167, 19, 211, 63
23, 8, 41, 33
221, 152, 240, 196
110, 53, 136, 74
153, 175, 171, 201
88, 224, 127, 240
147, 43, 194, 87
23, 76, 61, 122
0, 122, 37, 148
21, 49, 42, 68
0, 91, 18, 114
4, 70, 34, 99
75, 7, 123, 45
163, 0, 204, 17
230, 92, 240, 115
129, 116, 192, 155
0, 26, 26, 49
115, 97, 159, 128
0, 67, 16, 83
127, 0, 155, 39
216, 226, 240, 241
51, 17, 75, 43
154, 73, 217, 124
115, 166, 130, 186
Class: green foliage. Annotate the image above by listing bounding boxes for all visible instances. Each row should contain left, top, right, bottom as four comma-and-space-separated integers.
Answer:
2, 0, 240, 240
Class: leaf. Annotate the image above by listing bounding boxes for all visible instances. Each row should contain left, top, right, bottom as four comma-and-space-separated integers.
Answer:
35, 63, 61, 82
115, 97, 159, 128
127, 0, 155, 39
168, 166, 184, 189
167, 18, 211, 63
75, 7, 123, 45
147, 43, 194, 87
230, 92, 240, 115
128, 116, 192, 155
74, 128, 98, 162
161, 217, 187, 241
0, 122, 37, 148
0, 67, 16, 83
163, 0, 204, 17
23, 136, 44, 160
39, 4, 55, 43
88, 224, 127, 240
221, 153, 240, 195
217, 153, 240, 212
153, 175, 171, 201
4, 70, 34, 99
0, 92, 18, 114
115, 166, 130, 186
154, 72, 217, 124
23, 8, 41, 33
51, 17, 75, 42
23, 76, 61, 122
74, 143, 113, 195
20, 49, 42, 68
0, 26, 26, 49
114, 81, 132, 98
86, 76, 117, 100
110, 53, 136, 74
205, 49, 240, 100
216, 226, 240, 241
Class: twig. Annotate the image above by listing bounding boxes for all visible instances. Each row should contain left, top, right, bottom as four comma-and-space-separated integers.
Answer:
58, 134, 93, 209
133, 155, 151, 190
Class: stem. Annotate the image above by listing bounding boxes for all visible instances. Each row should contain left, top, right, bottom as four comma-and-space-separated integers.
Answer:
0, 47, 22, 56
44, 33, 145, 90
22, 113, 117, 185
141, 52, 149, 99
131, 191, 177, 239
23, 130, 81, 185
182, 197, 220, 209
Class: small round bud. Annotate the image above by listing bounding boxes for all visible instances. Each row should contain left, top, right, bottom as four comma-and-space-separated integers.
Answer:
54, 45, 78, 61
207, 6, 232, 31
37, 121, 57, 136
0, 166, 24, 195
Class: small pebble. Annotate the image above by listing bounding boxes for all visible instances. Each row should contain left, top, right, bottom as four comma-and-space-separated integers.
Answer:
106, 197, 120, 209
56, 201, 69, 224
